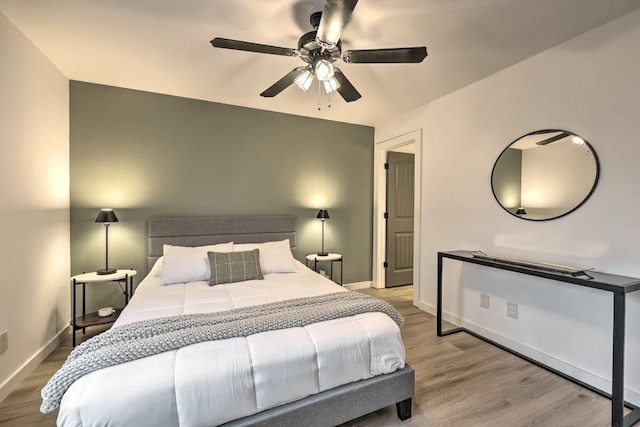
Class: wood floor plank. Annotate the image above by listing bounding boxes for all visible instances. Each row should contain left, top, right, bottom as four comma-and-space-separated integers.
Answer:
0, 285, 618, 426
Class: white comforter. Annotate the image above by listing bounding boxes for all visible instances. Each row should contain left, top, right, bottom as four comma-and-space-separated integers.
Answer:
57, 260, 405, 426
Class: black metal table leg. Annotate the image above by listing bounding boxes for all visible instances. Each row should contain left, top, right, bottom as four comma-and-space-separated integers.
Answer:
124, 274, 129, 304
82, 283, 86, 335
624, 408, 640, 427
437, 253, 443, 336
612, 292, 625, 427
72, 279, 76, 347
437, 253, 463, 337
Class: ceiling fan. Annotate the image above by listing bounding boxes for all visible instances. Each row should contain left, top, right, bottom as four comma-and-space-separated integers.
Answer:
210, 0, 427, 103
533, 130, 585, 146
531, 130, 571, 146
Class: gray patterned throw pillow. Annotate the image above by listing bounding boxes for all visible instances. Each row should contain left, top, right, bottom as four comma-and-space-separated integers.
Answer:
208, 249, 264, 285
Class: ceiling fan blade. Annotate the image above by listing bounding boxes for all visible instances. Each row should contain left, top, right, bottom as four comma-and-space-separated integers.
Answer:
342, 47, 428, 63
260, 68, 306, 98
529, 130, 559, 135
211, 38, 297, 57
535, 132, 571, 146
316, 0, 359, 47
333, 68, 361, 102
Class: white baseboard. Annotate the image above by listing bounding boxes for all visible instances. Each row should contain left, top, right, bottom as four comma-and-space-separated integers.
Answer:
415, 299, 434, 314
414, 300, 640, 405
0, 326, 68, 403
344, 281, 372, 290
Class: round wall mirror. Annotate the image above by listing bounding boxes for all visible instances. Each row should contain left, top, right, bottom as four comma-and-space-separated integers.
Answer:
491, 129, 600, 221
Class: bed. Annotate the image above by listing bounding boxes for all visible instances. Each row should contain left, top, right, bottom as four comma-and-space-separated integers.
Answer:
53, 216, 415, 426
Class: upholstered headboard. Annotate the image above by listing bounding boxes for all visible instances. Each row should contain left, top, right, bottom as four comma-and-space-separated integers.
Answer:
148, 216, 296, 270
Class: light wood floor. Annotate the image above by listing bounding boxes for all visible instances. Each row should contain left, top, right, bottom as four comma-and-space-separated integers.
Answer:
0, 286, 617, 426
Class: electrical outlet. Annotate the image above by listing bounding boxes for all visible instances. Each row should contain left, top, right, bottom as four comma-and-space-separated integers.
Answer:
480, 294, 490, 309
0, 330, 7, 355
507, 302, 518, 319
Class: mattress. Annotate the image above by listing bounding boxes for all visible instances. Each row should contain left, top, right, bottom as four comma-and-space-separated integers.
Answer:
57, 260, 406, 426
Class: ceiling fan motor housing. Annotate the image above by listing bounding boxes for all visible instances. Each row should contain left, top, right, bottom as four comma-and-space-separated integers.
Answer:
298, 30, 342, 65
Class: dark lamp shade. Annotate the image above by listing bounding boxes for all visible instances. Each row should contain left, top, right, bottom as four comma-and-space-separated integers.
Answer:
515, 207, 527, 215
316, 209, 330, 220
95, 208, 119, 223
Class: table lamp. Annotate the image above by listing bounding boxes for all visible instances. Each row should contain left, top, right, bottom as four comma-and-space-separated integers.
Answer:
95, 208, 118, 275
316, 209, 330, 256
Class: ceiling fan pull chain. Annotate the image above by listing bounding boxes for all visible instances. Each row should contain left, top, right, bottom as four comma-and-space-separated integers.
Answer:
328, 91, 331, 108
317, 80, 322, 111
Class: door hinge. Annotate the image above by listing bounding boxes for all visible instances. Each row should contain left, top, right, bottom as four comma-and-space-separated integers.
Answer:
384, 212, 389, 219
384, 163, 389, 170
383, 261, 388, 268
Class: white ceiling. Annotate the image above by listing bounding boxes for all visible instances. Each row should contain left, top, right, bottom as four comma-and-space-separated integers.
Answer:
1, 0, 639, 126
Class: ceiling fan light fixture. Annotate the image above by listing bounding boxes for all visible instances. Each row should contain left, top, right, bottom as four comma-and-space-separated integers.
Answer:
314, 59, 335, 82
323, 76, 340, 94
294, 69, 314, 92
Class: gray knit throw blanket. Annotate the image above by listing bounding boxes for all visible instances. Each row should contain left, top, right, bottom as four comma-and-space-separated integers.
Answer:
41, 291, 403, 413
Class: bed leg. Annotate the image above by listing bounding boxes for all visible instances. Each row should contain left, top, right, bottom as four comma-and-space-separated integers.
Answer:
396, 397, 412, 421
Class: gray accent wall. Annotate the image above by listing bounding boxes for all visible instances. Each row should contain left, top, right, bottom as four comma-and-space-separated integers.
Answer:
70, 82, 373, 311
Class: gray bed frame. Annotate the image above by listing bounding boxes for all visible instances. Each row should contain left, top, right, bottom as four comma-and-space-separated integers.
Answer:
148, 215, 415, 426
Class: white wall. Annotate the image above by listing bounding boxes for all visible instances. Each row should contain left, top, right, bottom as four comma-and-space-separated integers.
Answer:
376, 9, 640, 403
520, 141, 597, 219
0, 13, 70, 401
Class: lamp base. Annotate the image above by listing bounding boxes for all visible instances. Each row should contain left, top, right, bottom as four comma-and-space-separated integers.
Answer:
97, 268, 117, 275
317, 252, 329, 257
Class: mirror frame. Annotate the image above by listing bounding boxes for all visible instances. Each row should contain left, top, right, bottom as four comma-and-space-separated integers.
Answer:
491, 129, 600, 221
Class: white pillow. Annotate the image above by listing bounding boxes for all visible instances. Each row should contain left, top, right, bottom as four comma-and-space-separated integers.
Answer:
233, 239, 297, 274
161, 242, 233, 285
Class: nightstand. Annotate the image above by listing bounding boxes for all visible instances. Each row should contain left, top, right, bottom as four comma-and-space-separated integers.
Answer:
306, 253, 343, 285
70, 269, 137, 347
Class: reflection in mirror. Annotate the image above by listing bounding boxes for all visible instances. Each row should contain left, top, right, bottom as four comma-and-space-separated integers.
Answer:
491, 130, 600, 221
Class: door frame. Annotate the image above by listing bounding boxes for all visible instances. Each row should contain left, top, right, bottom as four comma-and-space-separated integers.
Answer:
372, 129, 422, 303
